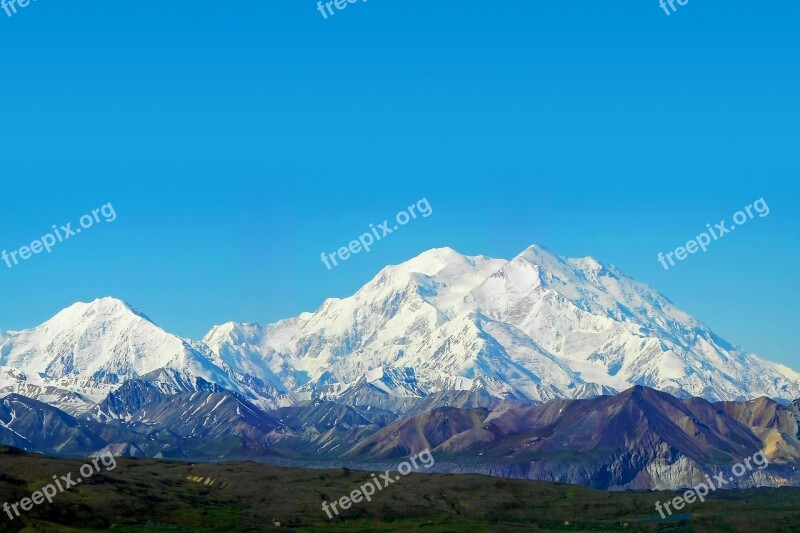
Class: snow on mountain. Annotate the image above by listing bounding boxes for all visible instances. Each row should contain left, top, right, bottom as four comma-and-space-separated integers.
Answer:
0, 365, 106, 415
2, 246, 798, 414
204, 246, 800, 403
202, 320, 304, 392
0, 298, 288, 412
0, 394, 105, 455
1, 298, 191, 377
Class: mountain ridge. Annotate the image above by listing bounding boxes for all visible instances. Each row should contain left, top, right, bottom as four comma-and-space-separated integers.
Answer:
200, 245, 800, 405
1, 245, 798, 415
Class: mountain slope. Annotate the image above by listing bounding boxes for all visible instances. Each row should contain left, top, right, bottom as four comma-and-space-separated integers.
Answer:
339, 387, 798, 490
716, 397, 800, 462
86, 379, 289, 459
0, 394, 105, 455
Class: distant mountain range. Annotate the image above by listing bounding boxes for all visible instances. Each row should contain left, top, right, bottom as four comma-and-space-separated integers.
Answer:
2, 245, 800, 490
3, 246, 799, 414
3, 384, 800, 490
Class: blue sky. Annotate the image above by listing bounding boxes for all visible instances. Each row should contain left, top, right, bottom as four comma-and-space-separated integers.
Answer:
0, 1, 798, 367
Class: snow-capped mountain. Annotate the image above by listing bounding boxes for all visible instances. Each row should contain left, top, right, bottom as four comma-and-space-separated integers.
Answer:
205, 245, 800, 403
0, 298, 290, 413
1, 246, 799, 413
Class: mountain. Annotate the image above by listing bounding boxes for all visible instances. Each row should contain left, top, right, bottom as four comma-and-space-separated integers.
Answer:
339, 387, 800, 490
85, 379, 289, 459
2, 245, 799, 419
205, 246, 800, 404
0, 394, 105, 455
3, 385, 800, 491
344, 406, 490, 460
717, 396, 800, 462
0, 298, 291, 414
3, 243, 800, 490
267, 400, 396, 457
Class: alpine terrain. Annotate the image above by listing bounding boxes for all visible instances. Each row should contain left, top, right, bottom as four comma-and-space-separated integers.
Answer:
2, 245, 800, 490
3, 245, 799, 413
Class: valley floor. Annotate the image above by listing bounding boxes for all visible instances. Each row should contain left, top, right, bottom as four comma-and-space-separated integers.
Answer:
0, 447, 798, 532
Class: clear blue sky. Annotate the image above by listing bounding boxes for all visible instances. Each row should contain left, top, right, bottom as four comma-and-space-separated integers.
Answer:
0, 1, 798, 367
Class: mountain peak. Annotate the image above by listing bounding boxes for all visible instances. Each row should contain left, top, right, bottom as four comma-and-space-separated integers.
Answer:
64, 296, 136, 314
515, 244, 567, 269
53, 297, 152, 326
393, 247, 470, 275
419, 246, 462, 257
203, 321, 264, 346
517, 246, 610, 275
521, 243, 554, 254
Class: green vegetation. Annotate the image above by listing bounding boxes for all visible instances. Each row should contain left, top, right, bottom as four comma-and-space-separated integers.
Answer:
1, 447, 799, 532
